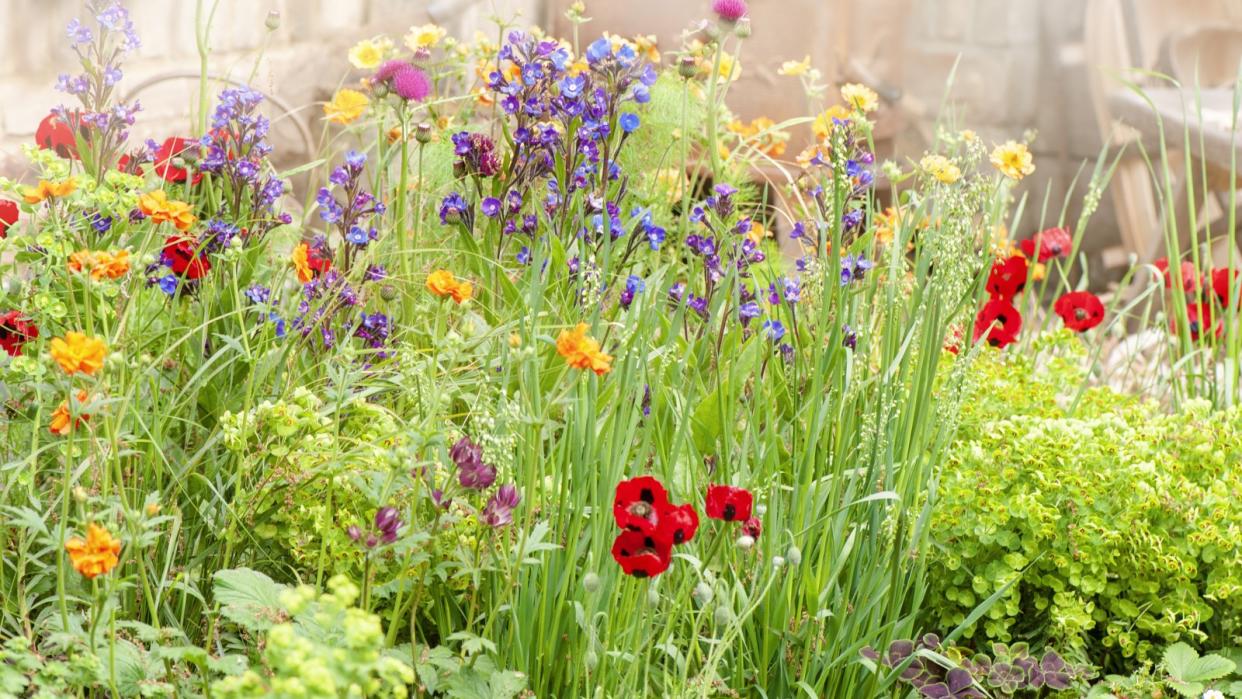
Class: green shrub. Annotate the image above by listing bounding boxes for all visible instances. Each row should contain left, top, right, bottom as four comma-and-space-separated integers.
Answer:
926, 334, 1242, 671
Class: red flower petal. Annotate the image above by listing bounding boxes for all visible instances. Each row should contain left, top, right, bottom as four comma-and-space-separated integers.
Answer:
986, 256, 1028, 301
154, 137, 203, 185
35, 112, 80, 160
0, 200, 17, 238
973, 298, 1022, 348
705, 484, 753, 522
1053, 291, 1105, 332
610, 530, 672, 578
1153, 258, 1200, 294
1018, 227, 1072, 262
0, 310, 38, 357
1180, 302, 1222, 341
658, 503, 699, 545
613, 476, 669, 533
1213, 268, 1239, 308
163, 235, 212, 280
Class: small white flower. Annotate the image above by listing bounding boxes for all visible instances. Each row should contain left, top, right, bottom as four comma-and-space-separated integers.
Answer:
1202, 690, 1225, 699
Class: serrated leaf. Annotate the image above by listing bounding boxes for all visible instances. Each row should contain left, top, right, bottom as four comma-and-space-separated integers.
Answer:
212, 567, 289, 632
1183, 655, 1236, 683
1163, 642, 1199, 677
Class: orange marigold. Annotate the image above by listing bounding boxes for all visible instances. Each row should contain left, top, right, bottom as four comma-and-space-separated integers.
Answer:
49, 390, 91, 436
291, 242, 313, 283
49, 331, 107, 376
65, 523, 121, 579
138, 190, 196, 232
67, 249, 130, 280
426, 269, 474, 304
556, 323, 613, 376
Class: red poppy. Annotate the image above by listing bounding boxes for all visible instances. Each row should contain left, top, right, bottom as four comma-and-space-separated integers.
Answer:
741, 517, 761, 540
35, 112, 80, 160
1181, 302, 1221, 341
705, 484, 753, 522
0, 200, 17, 238
610, 530, 672, 578
1152, 258, 1200, 294
307, 244, 333, 277
1213, 268, 1239, 308
986, 256, 1028, 301
1053, 291, 1105, 332
163, 235, 212, 280
659, 503, 699, 545
153, 137, 202, 185
1019, 227, 1072, 262
613, 476, 669, 534
0, 310, 39, 357
944, 325, 964, 355
116, 153, 145, 176
973, 298, 1022, 348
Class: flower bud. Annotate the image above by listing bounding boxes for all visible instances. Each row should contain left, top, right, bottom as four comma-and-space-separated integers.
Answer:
785, 546, 802, 565
692, 582, 714, 605
713, 606, 732, 625
772, 555, 785, 568
265, 10, 280, 31
508, 333, 522, 348
584, 649, 598, 670
582, 572, 600, 593
737, 534, 755, 549
734, 17, 752, 38
380, 284, 398, 301
72, 486, 88, 502
678, 56, 698, 79
647, 588, 660, 605
415, 122, 434, 144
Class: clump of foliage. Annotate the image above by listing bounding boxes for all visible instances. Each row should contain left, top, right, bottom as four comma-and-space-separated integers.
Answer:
1089, 642, 1242, 698
926, 335, 1242, 670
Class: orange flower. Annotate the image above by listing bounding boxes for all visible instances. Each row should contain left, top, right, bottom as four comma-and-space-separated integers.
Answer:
556, 323, 613, 376
426, 269, 473, 304
22, 178, 77, 204
291, 242, 313, 283
49, 390, 91, 436
65, 523, 121, 579
67, 250, 130, 280
49, 331, 107, 376
138, 190, 196, 232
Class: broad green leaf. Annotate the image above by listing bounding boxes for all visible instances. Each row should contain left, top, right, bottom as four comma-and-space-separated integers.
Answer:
212, 567, 289, 632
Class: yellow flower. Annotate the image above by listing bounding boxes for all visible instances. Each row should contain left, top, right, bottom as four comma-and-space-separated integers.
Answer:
717, 53, 741, 82
49, 331, 107, 376
919, 154, 961, 184
291, 242, 313, 283
50, 390, 91, 436
990, 141, 1035, 180
633, 34, 661, 63
745, 221, 769, 245
324, 88, 369, 125
556, 323, 612, 376
566, 57, 589, 77
778, 56, 812, 77
348, 37, 391, 70
67, 249, 130, 280
22, 178, 77, 204
65, 523, 121, 579
811, 105, 852, 139
426, 270, 473, 304
405, 24, 446, 51
501, 60, 522, 83
841, 83, 879, 113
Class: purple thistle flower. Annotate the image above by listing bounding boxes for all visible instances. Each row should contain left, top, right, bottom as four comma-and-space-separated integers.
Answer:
712, 0, 749, 22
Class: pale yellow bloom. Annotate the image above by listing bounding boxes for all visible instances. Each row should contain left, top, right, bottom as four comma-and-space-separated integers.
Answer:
778, 56, 812, 77
990, 141, 1035, 180
405, 24, 446, 51
348, 37, 392, 70
919, 154, 961, 184
841, 83, 879, 113
323, 88, 369, 125
718, 52, 741, 82
811, 105, 852, 140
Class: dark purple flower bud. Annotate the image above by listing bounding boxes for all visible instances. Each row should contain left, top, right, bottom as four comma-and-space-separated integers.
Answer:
347, 525, 362, 541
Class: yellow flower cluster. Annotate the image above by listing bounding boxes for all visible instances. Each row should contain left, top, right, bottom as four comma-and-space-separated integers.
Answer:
348, 36, 393, 70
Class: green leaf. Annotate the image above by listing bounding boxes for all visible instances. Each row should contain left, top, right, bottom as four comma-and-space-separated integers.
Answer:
1163, 642, 1200, 678
1183, 655, 1237, 683
212, 567, 289, 632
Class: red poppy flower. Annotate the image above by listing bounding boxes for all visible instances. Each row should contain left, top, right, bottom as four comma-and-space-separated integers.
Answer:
1053, 291, 1105, 332
35, 112, 80, 160
163, 235, 212, 280
973, 298, 1022, 348
1152, 258, 1200, 294
610, 530, 672, 578
1019, 227, 1072, 262
0, 200, 17, 238
0, 310, 39, 357
1181, 302, 1222, 341
154, 137, 203, 185
986, 256, 1028, 301
1213, 268, 1239, 308
659, 503, 699, 545
613, 476, 669, 534
741, 517, 761, 540
116, 153, 145, 176
307, 244, 333, 276
705, 484, 753, 522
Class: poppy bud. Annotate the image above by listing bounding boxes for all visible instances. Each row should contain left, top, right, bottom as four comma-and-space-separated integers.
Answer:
737, 534, 755, 549
582, 572, 600, 593
786, 546, 802, 565
415, 122, 434, 144
584, 649, 598, 670
772, 555, 785, 568
713, 606, 733, 626
692, 582, 714, 605
265, 10, 280, 31
678, 56, 699, 80
647, 588, 660, 605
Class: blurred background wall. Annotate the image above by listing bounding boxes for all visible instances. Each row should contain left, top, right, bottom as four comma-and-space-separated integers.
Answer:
3, 0, 1240, 279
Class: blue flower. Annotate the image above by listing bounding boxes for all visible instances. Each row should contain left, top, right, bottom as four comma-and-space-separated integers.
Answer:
346, 225, 372, 246
516, 246, 531, 265
586, 37, 612, 64
625, 275, 645, 294
619, 113, 640, 134
158, 274, 178, 295
840, 254, 875, 286
762, 319, 786, 342
345, 149, 367, 169
481, 197, 502, 218
439, 192, 468, 225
